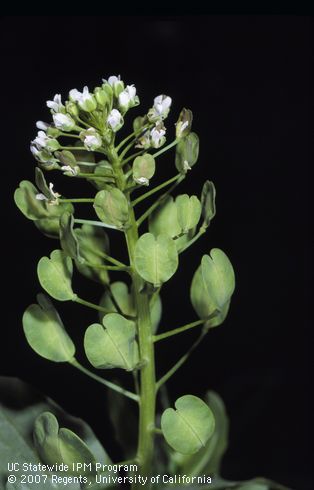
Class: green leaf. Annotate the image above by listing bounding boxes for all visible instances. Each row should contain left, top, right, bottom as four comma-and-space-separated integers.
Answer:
201, 249, 235, 310
33, 412, 96, 475
134, 233, 178, 287
84, 313, 139, 371
201, 180, 216, 228
179, 391, 229, 476
99, 281, 162, 333
14, 180, 73, 238
175, 194, 202, 233
59, 212, 82, 261
161, 394, 215, 454
175, 132, 199, 174
37, 250, 75, 301
190, 263, 230, 327
75, 224, 110, 285
149, 196, 193, 251
133, 153, 156, 184
0, 377, 111, 487
94, 188, 129, 229
23, 294, 75, 362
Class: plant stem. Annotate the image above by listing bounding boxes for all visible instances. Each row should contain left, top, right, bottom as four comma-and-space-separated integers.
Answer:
152, 138, 179, 158
153, 319, 206, 342
59, 198, 94, 203
84, 261, 129, 272
178, 226, 207, 254
70, 359, 139, 402
74, 296, 114, 314
136, 175, 185, 227
132, 173, 181, 206
156, 332, 206, 392
74, 218, 120, 231
109, 147, 156, 489
122, 150, 145, 166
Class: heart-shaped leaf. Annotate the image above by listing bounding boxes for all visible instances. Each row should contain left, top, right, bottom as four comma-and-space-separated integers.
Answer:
201, 180, 216, 228
179, 391, 229, 476
175, 132, 199, 174
175, 194, 202, 233
161, 395, 215, 454
99, 281, 162, 333
94, 187, 129, 228
23, 294, 75, 362
37, 250, 75, 301
84, 313, 139, 371
134, 233, 178, 287
201, 249, 235, 310
33, 412, 96, 475
190, 263, 230, 327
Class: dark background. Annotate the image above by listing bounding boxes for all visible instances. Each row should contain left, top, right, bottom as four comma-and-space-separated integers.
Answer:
0, 16, 311, 489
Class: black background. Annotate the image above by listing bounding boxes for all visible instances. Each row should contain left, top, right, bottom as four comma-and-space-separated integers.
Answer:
0, 16, 311, 489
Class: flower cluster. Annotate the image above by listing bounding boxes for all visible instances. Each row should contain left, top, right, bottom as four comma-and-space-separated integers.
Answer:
29, 75, 173, 175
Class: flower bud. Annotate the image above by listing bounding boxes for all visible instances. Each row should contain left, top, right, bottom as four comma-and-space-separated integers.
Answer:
150, 123, 166, 149
32, 131, 60, 152
46, 94, 64, 113
148, 94, 172, 122
80, 128, 103, 151
107, 109, 124, 132
69, 86, 97, 112
53, 113, 76, 132
118, 85, 139, 113
65, 101, 79, 117
94, 86, 110, 107
176, 108, 193, 139
46, 126, 61, 138
107, 75, 124, 97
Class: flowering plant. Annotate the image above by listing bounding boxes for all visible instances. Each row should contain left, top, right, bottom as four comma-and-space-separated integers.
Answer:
4, 75, 289, 490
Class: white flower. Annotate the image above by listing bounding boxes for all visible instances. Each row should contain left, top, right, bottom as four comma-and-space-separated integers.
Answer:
135, 130, 151, 149
118, 84, 138, 111
61, 165, 79, 176
36, 121, 50, 130
53, 113, 76, 131
82, 128, 102, 151
134, 176, 149, 186
150, 125, 166, 148
107, 75, 121, 87
36, 183, 60, 205
183, 160, 192, 172
107, 109, 123, 132
69, 86, 97, 112
30, 144, 41, 158
32, 131, 60, 152
153, 94, 172, 118
47, 94, 64, 113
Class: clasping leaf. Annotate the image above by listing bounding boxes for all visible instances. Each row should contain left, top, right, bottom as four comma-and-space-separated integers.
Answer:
134, 233, 178, 287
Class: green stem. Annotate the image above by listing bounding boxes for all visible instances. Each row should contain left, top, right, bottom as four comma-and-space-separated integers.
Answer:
153, 319, 206, 342
74, 218, 120, 231
156, 332, 206, 392
70, 359, 139, 402
122, 150, 145, 166
74, 296, 114, 314
132, 174, 181, 206
84, 261, 129, 272
77, 172, 115, 181
59, 198, 94, 203
152, 138, 179, 158
179, 226, 207, 254
101, 253, 128, 268
116, 124, 152, 152
109, 147, 156, 489
136, 175, 184, 227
